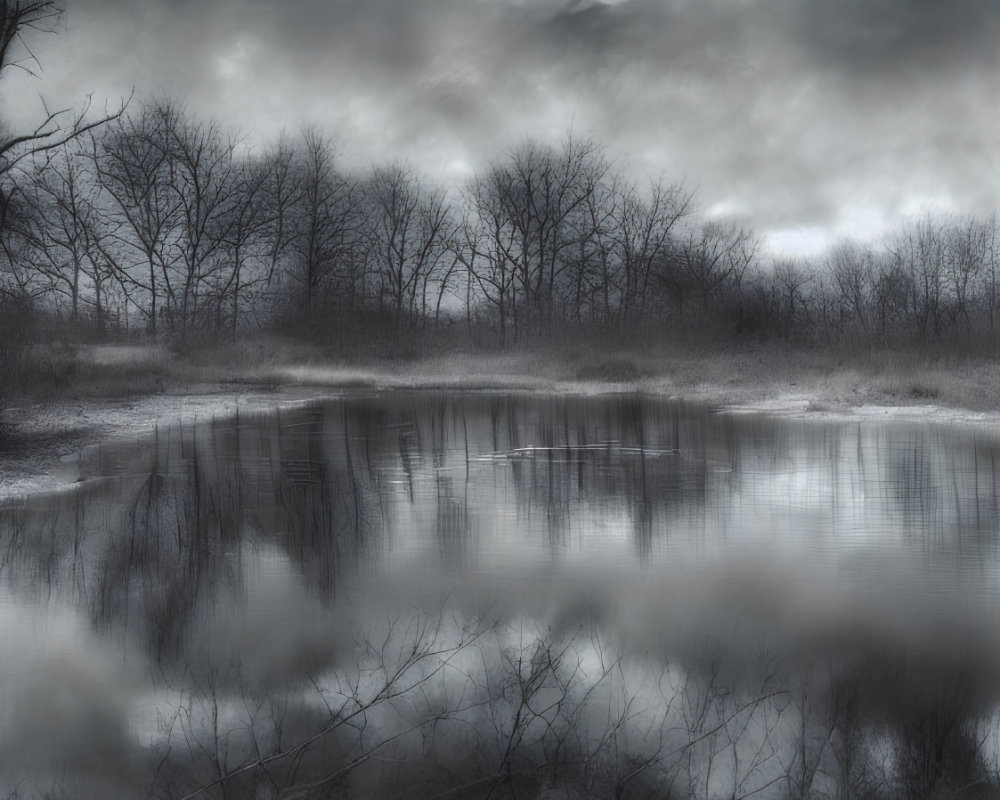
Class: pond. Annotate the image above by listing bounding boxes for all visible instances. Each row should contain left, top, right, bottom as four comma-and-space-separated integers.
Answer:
1, 391, 1000, 799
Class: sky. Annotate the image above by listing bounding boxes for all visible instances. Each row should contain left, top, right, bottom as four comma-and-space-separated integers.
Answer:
3, 0, 1000, 257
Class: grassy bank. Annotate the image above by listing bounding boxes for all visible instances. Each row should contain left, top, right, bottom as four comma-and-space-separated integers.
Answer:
4, 334, 1000, 416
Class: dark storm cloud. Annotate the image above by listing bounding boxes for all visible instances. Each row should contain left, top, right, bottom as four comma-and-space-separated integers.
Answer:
786, 0, 1000, 80
11, 0, 1000, 244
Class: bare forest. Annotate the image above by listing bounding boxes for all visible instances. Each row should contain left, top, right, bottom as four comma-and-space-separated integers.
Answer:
9, 97, 1000, 346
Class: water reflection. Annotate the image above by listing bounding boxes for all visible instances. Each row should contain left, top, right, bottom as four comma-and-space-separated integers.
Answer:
1, 392, 1000, 797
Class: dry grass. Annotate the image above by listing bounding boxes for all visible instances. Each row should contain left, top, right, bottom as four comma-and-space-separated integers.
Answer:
7, 334, 1000, 417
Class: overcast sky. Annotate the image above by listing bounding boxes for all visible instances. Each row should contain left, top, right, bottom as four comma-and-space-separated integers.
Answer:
3, 0, 1000, 255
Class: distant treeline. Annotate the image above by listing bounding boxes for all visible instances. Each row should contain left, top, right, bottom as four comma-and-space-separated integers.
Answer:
3, 98, 1000, 350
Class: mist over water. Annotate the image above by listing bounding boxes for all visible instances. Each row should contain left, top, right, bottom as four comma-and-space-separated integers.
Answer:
2, 391, 1000, 797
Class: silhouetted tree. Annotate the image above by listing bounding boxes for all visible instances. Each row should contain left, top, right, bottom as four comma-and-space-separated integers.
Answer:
158, 101, 245, 339
212, 148, 273, 336
364, 161, 455, 331
0, 2, 125, 289
457, 170, 521, 345
944, 214, 987, 330
1, 2, 65, 231
460, 136, 609, 341
19, 143, 122, 328
828, 240, 876, 338
976, 214, 1000, 334
663, 220, 759, 320
612, 177, 692, 326
771, 258, 814, 339
890, 214, 946, 339
286, 128, 365, 327
92, 104, 181, 333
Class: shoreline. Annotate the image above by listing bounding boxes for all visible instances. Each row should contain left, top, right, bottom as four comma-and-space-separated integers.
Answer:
4, 363, 1000, 499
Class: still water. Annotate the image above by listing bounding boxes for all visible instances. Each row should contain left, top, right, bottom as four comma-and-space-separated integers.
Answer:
2, 391, 1000, 799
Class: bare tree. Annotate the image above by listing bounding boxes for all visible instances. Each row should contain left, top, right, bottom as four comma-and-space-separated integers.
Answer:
459, 136, 608, 341
665, 220, 759, 317
567, 170, 619, 325
92, 105, 182, 333
286, 128, 365, 325
614, 177, 693, 326
565, 173, 692, 330
258, 135, 301, 295
456, 174, 521, 344
217, 133, 302, 331
889, 214, 946, 339
212, 149, 273, 336
158, 101, 244, 339
0, 1, 126, 303
365, 161, 455, 331
828, 239, 876, 337
19, 143, 122, 328
771, 258, 814, 339
0, 180, 43, 300
944, 214, 987, 330
976, 213, 1000, 334
0, 3, 80, 182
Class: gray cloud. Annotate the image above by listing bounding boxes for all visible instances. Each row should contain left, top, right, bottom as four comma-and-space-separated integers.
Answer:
5, 0, 999, 247
785, 0, 1000, 81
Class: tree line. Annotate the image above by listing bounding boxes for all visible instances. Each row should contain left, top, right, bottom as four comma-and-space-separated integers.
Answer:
0, 100, 735, 345
754, 215, 1000, 346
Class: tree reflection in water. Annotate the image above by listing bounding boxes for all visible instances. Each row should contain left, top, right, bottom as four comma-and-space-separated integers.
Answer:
0, 392, 999, 798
